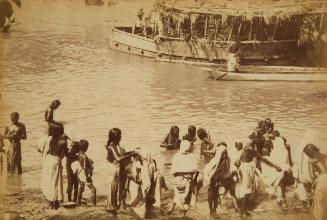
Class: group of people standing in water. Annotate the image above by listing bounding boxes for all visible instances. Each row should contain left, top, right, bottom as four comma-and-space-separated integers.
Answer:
1, 100, 327, 220
162, 118, 327, 220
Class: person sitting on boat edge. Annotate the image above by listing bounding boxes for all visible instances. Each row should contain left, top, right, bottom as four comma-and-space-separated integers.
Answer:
133, 7, 144, 34
160, 126, 181, 149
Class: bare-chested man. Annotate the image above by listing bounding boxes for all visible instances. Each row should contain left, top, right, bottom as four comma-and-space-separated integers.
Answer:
4, 112, 27, 175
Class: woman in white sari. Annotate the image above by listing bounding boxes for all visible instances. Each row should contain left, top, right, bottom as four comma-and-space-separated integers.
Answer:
39, 124, 68, 209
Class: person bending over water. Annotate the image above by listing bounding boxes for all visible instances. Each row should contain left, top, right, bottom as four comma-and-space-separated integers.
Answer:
160, 126, 181, 149
235, 141, 282, 217
106, 128, 138, 215
3, 112, 26, 175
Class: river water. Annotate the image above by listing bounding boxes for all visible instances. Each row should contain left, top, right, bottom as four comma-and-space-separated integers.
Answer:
0, 0, 327, 196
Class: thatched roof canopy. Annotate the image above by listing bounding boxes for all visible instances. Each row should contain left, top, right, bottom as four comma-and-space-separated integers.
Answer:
157, 0, 327, 20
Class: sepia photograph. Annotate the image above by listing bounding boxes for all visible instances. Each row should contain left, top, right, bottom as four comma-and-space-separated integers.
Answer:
0, 0, 327, 219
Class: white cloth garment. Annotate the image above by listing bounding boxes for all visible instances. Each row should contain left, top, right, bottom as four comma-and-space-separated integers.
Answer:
260, 137, 290, 187
41, 154, 64, 202
171, 141, 198, 175
38, 135, 52, 168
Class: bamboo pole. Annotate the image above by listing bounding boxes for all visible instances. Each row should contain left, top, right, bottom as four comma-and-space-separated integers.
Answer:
215, 16, 220, 40
319, 0, 327, 36
190, 15, 193, 39
228, 17, 236, 42
248, 19, 253, 40
273, 17, 278, 40
237, 17, 243, 39
204, 15, 208, 37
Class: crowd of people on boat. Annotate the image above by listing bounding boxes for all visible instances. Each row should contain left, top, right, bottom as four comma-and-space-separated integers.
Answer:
0, 100, 327, 220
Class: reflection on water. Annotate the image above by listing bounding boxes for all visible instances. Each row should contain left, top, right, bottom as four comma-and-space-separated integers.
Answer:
0, 0, 327, 194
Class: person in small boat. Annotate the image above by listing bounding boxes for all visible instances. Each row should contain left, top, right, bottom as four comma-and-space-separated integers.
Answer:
106, 128, 138, 214
142, 12, 152, 37
235, 141, 282, 217
40, 123, 68, 209
197, 128, 214, 164
66, 141, 80, 202
203, 141, 239, 216
260, 130, 294, 210
168, 141, 201, 216
227, 39, 241, 72
160, 126, 181, 149
3, 112, 26, 175
182, 125, 197, 146
133, 7, 144, 34
71, 139, 96, 206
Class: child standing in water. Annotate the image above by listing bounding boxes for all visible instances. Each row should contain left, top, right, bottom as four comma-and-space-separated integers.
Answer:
66, 141, 80, 202
71, 139, 96, 206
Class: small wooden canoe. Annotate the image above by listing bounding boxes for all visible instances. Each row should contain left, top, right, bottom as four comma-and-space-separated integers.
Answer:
205, 66, 327, 81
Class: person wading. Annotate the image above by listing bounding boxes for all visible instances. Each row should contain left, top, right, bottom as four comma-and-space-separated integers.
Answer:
105, 128, 137, 215
3, 112, 26, 175
40, 123, 68, 209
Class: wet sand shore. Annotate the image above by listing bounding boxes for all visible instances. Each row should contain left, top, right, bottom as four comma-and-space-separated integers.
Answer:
0, 178, 315, 220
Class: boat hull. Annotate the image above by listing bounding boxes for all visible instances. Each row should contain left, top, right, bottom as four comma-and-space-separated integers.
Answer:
206, 67, 327, 81
109, 27, 321, 68
109, 26, 158, 58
